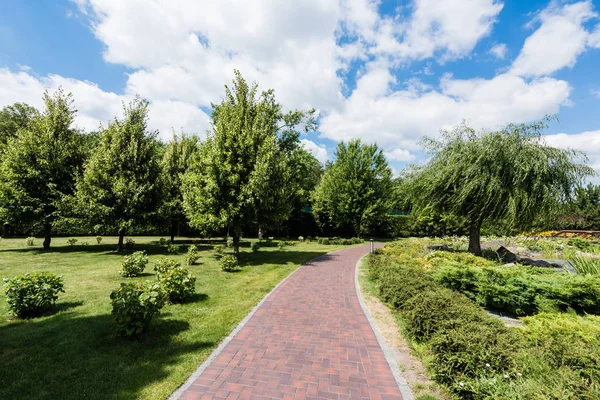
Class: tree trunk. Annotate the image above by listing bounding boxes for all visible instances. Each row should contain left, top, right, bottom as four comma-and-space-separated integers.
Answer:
43, 223, 52, 250
233, 234, 240, 257
468, 219, 483, 256
2, 223, 8, 238
118, 234, 124, 252
170, 219, 177, 243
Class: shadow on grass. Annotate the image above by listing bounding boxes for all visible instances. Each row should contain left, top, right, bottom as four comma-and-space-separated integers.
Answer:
238, 251, 336, 267
0, 312, 213, 400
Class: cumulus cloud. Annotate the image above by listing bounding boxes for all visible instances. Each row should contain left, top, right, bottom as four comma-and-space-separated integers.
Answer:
545, 130, 600, 176
511, 1, 598, 77
320, 73, 571, 150
300, 139, 329, 164
489, 43, 508, 59
384, 148, 417, 162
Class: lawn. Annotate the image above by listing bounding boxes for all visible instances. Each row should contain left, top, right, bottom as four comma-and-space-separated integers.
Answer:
0, 236, 352, 400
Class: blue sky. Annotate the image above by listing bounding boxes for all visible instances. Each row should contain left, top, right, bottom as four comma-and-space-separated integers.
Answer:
1, 0, 600, 174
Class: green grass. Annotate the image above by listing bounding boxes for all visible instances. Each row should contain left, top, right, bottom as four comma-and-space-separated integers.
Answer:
0, 236, 354, 400
568, 254, 600, 275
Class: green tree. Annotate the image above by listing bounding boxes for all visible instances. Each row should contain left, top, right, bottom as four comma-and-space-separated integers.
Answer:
311, 139, 393, 237
161, 132, 199, 242
76, 97, 163, 251
0, 90, 86, 248
0, 103, 40, 147
182, 70, 316, 255
407, 119, 595, 255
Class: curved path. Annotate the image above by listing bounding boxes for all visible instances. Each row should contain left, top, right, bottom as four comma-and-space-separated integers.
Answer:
172, 245, 408, 400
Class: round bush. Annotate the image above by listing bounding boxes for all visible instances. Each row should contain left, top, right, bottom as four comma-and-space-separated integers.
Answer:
159, 267, 196, 303
221, 255, 238, 272
214, 244, 225, 254
153, 258, 181, 278
96, 235, 103, 244
185, 245, 201, 265
120, 251, 148, 277
167, 244, 181, 254
226, 237, 234, 248
3, 272, 64, 318
110, 282, 166, 336
251, 242, 260, 252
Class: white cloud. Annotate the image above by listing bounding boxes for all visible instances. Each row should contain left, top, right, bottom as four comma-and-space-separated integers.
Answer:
544, 130, 600, 175
511, 1, 598, 77
489, 43, 508, 59
590, 25, 600, 47
0, 68, 210, 137
321, 73, 571, 151
384, 148, 417, 162
300, 139, 328, 164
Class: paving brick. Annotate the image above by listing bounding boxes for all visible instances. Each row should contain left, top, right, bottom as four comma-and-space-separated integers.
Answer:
175, 245, 403, 399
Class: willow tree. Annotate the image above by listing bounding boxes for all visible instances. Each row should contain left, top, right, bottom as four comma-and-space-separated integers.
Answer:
408, 118, 595, 255
311, 139, 393, 237
182, 70, 316, 255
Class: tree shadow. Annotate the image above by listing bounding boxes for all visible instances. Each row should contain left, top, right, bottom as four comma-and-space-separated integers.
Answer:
0, 312, 214, 400
238, 251, 335, 267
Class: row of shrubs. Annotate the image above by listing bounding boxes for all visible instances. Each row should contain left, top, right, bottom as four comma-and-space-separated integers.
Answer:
317, 237, 363, 245
368, 248, 600, 398
435, 263, 600, 316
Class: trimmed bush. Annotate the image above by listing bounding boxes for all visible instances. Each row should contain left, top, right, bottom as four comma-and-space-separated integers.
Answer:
214, 244, 225, 254
110, 282, 166, 336
226, 237, 234, 248
119, 251, 148, 277
221, 255, 237, 272
317, 237, 363, 245
96, 235, 102, 244
167, 244, 180, 254
67, 238, 78, 246
159, 267, 196, 303
251, 242, 260, 252
277, 241, 286, 250
185, 245, 201, 265
125, 237, 135, 249
158, 237, 167, 245
25, 237, 35, 246
3, 272, 64, 317
153, 258, 181, 278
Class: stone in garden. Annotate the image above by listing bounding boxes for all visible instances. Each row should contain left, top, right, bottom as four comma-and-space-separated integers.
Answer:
497, 246, 519, 263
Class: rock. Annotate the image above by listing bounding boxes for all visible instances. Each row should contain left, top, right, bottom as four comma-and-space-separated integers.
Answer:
428, 244, 450, 251
502, 263, 516, 267
518, 258, 577, 274
519, 258, 553, 268
497, 246, 519, 263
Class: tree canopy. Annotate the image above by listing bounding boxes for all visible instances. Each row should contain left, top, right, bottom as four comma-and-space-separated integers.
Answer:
407, 119, 595, 255
0, 90, 86, 248
0, 102, 40, 147
76, 97, 163, 250
182, 70, 317, 254
311, 139, 393, 237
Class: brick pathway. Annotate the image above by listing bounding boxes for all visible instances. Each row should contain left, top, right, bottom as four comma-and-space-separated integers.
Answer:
174, 245, 404, 400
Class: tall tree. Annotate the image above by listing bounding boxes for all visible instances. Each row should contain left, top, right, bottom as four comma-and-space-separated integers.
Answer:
311, 139, 393, 237
407, 119, 595, 255
161, 132, 199, 242
0, 103, 40, 147
182, 70, 316, 255
76, 97, 163, 251
0, 90, 86, 248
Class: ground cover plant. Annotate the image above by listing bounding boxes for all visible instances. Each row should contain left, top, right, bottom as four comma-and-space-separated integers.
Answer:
0, 236, 355, 399
367, 237, 600, 399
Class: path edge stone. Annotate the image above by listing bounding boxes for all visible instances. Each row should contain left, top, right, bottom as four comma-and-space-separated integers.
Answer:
355, 255, 414, 400
169, 253, 328, 399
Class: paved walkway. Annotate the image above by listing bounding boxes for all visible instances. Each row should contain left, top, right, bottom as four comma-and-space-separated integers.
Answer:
173, 245, 405, 400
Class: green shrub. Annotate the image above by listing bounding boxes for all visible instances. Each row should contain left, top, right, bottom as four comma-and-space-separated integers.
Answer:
3, 272, 65, 318
158, 267, 196, 303
109, 282, 166, 336
284, 240, 295, 246
25, 237, 35, 246
96, 235, 102, 244
167, 244, 180, 254
318, 237, 330, 245
317, 237, 363, 245
251, 242, 260, 252
125, 237, 135, 249
119, 251, 148, 277
153, 258, 181, 278
67, 238, 78, 246
277, 241, 286, 250
214, 244, 225, 254
298, 236, 304, 241
185, 245, 201, 265
158, 237, 167, 245
221, 255, 237, 272
424, 250, 496, 268
567, 237, 593, 251
226, 237, 234, 248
